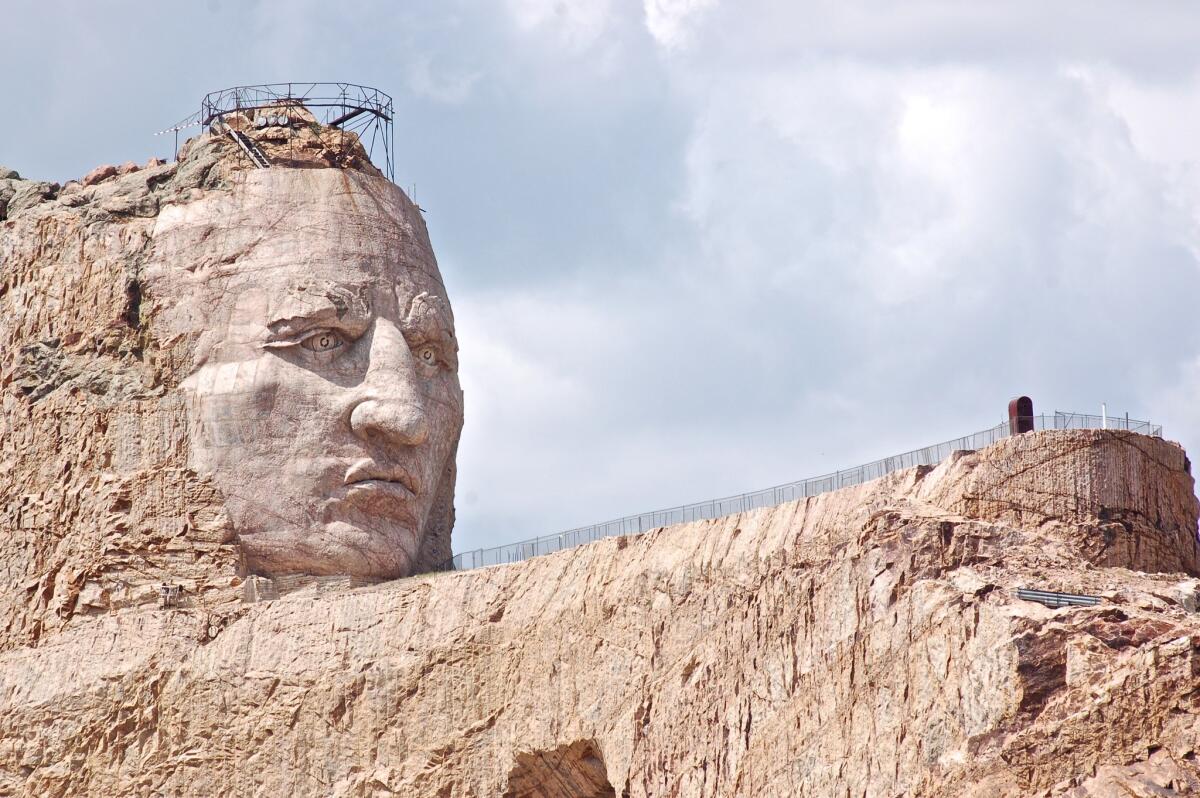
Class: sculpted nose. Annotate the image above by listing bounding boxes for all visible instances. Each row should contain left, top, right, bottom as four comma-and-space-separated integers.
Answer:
351, 399, 428, 446
349, 318, 428, 446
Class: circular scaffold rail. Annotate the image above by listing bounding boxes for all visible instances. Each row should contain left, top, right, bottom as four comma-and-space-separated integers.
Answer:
156, 82, 395, 182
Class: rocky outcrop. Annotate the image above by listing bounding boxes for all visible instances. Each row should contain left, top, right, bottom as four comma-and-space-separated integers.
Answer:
1, 154, 237, 653
4, 123, 1199, 796
1, 429, 1197, 796
0, 124, 391, 652
209, 103, 383, 175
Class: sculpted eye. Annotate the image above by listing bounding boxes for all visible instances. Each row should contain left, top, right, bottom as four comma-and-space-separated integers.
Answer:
300, 330, 345, 352
415, 344, 439, 366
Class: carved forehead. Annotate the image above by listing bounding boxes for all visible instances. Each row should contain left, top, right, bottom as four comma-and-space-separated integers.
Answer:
259, 279, 454, 329
151, 169, 444, 289
147, 169, 453, 338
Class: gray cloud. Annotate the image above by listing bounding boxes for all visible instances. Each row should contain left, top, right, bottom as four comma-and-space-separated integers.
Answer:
3, 0, 1197, 552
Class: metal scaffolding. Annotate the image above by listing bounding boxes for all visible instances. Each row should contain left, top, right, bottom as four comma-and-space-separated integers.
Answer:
158, 82, 396, 181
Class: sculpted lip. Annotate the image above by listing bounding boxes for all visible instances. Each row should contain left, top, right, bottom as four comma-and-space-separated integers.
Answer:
343, 480, 418, 525
343, 459, 420, 495
335, 459, 421, 525
329, 478, 419, 530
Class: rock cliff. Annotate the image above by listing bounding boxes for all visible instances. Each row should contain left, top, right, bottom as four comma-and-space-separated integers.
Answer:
1, 142, 247, 654
1, 121, 453, 656
1, 428, 1198, 797
4, 128, 1200, 796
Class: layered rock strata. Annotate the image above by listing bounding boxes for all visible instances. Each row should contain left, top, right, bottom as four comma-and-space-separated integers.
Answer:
1, 429, 1198, 797
1, 122, 456, 655
1, 143, 245, 652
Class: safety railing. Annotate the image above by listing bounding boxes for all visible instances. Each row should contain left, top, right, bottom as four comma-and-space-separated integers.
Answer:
444, 411, 1161, 571
158, 82, 395, 180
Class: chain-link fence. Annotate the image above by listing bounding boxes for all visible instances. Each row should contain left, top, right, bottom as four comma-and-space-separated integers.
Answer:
445, 411, 1161, 571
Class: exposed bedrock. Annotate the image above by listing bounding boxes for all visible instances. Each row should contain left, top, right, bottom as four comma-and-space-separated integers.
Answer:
1, 128, 461, 661
1, 429, 1198, 797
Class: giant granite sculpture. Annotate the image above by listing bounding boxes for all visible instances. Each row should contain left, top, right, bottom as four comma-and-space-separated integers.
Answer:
0, 111, 462, 652
151, 167, 462, 579
3, 111, 1200, 797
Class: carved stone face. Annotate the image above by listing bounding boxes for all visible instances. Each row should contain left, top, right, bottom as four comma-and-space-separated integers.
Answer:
148, 168, 463, 579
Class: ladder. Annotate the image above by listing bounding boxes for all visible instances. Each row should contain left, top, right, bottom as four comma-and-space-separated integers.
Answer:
222, 124, 271, 169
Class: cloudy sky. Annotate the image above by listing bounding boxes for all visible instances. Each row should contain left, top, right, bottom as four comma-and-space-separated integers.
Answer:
5, 1, 1200, 552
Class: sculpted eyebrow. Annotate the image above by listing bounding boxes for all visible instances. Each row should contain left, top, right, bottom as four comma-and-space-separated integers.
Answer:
266, 305, 348, 335
267, 286, 373, 336
401, 292, 455, 339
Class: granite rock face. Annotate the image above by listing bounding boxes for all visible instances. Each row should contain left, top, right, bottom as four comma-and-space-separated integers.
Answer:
4, 126, 1200, 796
146, 166, 463, 580
0, 145, 242, 653
1, 429, 1198, 797
0, 122, 460, 657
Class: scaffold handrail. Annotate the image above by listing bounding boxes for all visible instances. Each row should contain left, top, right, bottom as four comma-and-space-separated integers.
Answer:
157, 82, 396, 181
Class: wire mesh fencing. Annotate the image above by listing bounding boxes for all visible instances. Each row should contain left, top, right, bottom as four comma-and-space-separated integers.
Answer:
444, 411, 1161, 571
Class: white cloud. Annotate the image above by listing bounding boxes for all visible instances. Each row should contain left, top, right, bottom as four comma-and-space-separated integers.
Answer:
443, 0, 1200, 548
505, 0, 617, 53
643, 0, 717, 51
405, 54, 483, 105
6, 0, 1200, 553
1156, 356, 1200, 463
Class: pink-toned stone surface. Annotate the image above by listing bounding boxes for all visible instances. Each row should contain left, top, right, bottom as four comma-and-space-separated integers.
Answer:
147, 167, 463, 580
0, 122, 460, 658
80, 163, 118, 186
0, 429, 1198, 797
4, 124, 1200, 797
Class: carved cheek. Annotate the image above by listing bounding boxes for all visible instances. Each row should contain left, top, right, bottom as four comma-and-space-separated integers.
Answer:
187, 355, 276, 452
262, 360, 358, 444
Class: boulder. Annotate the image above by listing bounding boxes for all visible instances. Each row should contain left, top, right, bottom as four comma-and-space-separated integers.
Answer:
81, 164, 117, 187
0, 179, 16, 220
6, 181, 59, 216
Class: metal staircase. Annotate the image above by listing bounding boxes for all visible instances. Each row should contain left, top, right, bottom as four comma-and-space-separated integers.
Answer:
222, 124, 271, 168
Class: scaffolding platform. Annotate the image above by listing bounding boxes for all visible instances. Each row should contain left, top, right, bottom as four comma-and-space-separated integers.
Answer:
158, 82, 395, 181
